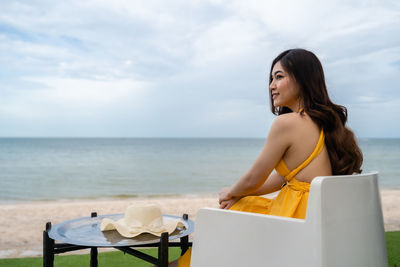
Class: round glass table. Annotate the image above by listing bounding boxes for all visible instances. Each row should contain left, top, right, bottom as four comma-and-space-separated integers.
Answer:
43, 212, 194, 267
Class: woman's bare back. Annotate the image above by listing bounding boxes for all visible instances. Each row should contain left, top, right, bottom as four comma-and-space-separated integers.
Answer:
280, 112, 332, 183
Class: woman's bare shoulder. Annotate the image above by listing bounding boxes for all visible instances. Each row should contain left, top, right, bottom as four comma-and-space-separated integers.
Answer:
272, 112, 306, 131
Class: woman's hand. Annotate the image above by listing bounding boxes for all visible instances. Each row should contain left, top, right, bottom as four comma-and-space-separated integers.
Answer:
218, 186, 233, 204
219, 197, 241, 209
219, 186, 241, 209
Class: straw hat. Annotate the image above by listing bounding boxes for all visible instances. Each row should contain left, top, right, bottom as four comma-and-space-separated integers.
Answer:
100, 203, 185, 238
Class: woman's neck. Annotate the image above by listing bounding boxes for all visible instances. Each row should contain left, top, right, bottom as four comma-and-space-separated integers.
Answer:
288, 100, 303, 113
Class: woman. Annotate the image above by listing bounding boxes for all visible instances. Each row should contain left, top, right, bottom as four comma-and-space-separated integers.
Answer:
175, 48, 363, 266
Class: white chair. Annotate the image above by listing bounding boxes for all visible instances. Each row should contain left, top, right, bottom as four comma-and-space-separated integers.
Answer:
190, 172, 388, 267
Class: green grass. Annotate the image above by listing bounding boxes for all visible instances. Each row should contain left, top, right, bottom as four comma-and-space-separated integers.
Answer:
0, 231, 399, 266
386, 231, 400, 267
0, 247, 182, 267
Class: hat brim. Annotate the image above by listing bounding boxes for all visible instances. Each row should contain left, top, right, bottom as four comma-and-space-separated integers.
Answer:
101, 217, 185, 238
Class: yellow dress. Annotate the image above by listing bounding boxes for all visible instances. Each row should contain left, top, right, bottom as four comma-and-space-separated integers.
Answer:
178, 129, 325, 266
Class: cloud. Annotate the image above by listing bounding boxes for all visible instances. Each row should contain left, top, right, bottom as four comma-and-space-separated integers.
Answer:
0, 76, 150, 119
0, 0, 399, 137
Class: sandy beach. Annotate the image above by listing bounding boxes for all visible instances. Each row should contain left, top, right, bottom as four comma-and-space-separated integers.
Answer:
0, 190, 399, 259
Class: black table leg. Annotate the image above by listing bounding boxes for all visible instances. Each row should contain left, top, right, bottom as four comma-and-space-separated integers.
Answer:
90, 247, 98, 267
90, 212, 98, 267
158, 232, 169, 267
43, 222, 54, 267
180, 214, 190, 255
179, 235, 189, 256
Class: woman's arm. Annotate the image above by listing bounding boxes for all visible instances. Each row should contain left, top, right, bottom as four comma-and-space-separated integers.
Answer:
250, 172, 285, 195
219, 115, 292, 202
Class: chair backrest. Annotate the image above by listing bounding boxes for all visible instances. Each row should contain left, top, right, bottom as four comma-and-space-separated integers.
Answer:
191, 172, 387, 267
307, 172, 388, 267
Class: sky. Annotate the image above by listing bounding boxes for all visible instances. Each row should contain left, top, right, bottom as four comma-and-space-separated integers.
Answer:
0, 0, 399, 138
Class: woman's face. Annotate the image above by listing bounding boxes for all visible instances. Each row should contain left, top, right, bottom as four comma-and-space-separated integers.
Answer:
269, 61, 302, 111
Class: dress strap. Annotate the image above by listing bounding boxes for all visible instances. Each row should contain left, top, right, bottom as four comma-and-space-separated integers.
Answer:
285, 129, 325, 181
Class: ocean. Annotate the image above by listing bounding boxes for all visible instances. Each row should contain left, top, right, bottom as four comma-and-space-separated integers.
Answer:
0, 138, 399, 203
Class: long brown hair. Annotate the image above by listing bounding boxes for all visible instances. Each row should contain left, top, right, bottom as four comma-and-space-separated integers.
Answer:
269, 49, 362, 175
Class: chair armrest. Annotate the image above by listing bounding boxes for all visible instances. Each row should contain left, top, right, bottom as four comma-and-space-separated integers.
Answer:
191, 208, 315, 267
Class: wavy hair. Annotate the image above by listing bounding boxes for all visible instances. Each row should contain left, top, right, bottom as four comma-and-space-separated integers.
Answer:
269, 49, 362, 175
